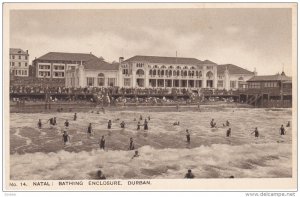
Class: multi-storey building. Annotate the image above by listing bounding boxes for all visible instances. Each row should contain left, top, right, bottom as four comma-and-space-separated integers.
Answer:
65, 55, 257, 91
118, 55, 218, 89
9, 48, 29, 77
32, 52, 98, 78
216, 64, 255, 90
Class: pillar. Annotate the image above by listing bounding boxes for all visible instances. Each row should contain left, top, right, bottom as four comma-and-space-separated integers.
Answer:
202, 67, 206, 88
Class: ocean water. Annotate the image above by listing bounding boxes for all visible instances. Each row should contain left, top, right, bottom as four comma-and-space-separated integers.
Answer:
9, 107, 292, 180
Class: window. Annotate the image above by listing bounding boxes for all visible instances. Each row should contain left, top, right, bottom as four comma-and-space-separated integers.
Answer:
249, 82, 261, 89
86, 77, 94, 86
25, 63, 28, 67
12, 55, 15, 59
124, 78, 131, 87
12, 62, 15, 66
25, 56, 28, 60
123, 69, 128, 75
18, 62, 21, 67
19, 55, 21, 59
108, 78, 116, 86
217, 80, 224, 88
230, 81, 237, 89
98, 73, 105, 86
136, 69, 144, 75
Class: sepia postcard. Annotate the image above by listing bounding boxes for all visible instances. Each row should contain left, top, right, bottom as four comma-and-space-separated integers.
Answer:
2, 2, 298, 191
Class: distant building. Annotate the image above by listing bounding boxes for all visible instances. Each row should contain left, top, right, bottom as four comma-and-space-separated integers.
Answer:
32, 52, 98, 78
216, 64, 255, 90
9, 48, 29, 77
119, 55, 218, 89
65, 58, 119, 88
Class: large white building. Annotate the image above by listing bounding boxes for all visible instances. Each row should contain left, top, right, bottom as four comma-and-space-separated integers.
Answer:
65, 55, 255, 91
9, 48, 29, 77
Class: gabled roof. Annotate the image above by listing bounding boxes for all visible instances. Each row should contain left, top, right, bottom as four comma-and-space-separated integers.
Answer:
247, 73, 292, 82
83, 58, 119, 70
122, 55, 207, 65
10, 48, 28, 55
35, 52, 98, 62
218, 64, 254, 75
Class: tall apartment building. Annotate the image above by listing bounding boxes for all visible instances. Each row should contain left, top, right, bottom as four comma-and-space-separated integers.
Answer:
10, 48, 29, 77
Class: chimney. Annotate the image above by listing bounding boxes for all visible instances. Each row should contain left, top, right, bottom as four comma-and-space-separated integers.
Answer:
253, 67, 257, 76
26, 50, 28, 54
119, 57, 124, 63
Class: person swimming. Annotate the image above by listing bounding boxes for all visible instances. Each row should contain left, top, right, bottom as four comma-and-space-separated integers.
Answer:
144, 119, 148, 130
108, 120, 112, 129
251, 127, 259, 138
87, 123, 92, 137
99, 136, 105, 150
73, 113, 77, 121
62, 130, 70, 145
97, 170, 106, 180
184, 169, 195, 179
131, 150, 140, 159
120, 121, 126, 129
186, 129, 190, 143
37, 119, 42, 129
64, 120, 69, 128
173, 121, 180, 126
137, 121, 141, 130
210, 119, 216, 128
280, 125, 286, 135
226, 120, 230, 127
226, 128, 231, 137
129, 138, 135, 150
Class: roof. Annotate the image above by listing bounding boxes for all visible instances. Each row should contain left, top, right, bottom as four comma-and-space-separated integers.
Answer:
247, 73, 292, 82
122, 55, 210, 65
10, 48, 28, 55
83, 58, 119, 70
218, 64, 254, 75
35, 52, 98, 62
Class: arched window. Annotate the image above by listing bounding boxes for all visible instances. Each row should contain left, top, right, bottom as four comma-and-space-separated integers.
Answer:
173, 70, 177, 76
181, 70, 184, 76
149, 69, 153, 75
161, 70, 164, 76
196, 71, 198, 76
199, 71, 202, 77
161, 65, 166, 69
158, 70, 161, 76
206, 71, 213, 79
177, 70, 180, 76
169, 70, 172, 76
176, 66, 181, 70
153, 70, 156, 76
136, 69, 144, 75
97, 73, 105, 86
184, 71, 187, 76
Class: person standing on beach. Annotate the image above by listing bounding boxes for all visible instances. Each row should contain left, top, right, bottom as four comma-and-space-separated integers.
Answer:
286, 121, 290, 127
108, 120, 112, 129
251, 127, 259, 138
139, 115, 143, 121
226, 120, 230, 127
99, 136, 105, 150
210, 119, 216, 128
129, 137, 135, 150
64, 120, 69, 128
280, 125, 286, 135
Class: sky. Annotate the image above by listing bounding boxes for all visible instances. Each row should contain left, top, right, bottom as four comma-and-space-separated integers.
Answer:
10, 8, 293, 75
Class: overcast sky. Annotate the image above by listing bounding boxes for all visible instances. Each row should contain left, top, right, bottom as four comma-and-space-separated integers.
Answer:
10, 8, 293, 75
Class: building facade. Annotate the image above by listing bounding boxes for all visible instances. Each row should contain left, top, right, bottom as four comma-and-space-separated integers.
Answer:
32, 52, 98, 78
65, 55, 257, 91
216, 64, 255, 90
10, 48, 29, 77
65, 58, 119, 88
119, 55, 218, 89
